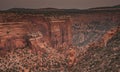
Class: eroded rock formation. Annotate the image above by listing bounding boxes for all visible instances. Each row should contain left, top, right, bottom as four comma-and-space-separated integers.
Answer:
0, 10, 120, 52
0, 8, 120, 72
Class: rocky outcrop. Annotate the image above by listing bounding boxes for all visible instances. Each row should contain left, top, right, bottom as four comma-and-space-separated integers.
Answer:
0, 8, 120, 72
0, 9, 120, 53
101, 26, 120, 47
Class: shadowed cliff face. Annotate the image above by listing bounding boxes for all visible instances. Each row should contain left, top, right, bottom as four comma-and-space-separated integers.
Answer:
0, 11, 120, 51
72, 13, 120, 47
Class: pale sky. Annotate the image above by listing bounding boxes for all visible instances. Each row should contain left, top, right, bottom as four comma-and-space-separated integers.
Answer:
0, 0, 120, 10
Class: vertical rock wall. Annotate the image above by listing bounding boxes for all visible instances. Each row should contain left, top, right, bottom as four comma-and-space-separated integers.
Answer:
0, 12, 120, 51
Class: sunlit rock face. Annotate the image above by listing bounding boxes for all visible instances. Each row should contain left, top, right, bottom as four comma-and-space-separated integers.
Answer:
0, 14, 49, 51
0, 11, 120, 52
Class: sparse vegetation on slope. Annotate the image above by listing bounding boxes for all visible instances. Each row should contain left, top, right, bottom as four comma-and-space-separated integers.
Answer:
0, 32, 119, 72
72, 31, 120, 72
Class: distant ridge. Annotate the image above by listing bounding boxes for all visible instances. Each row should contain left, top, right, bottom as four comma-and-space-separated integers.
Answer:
1, 4, 120, 11
90, 4, 120, 9
0, 4, 120, 15
113, 5, 120, 8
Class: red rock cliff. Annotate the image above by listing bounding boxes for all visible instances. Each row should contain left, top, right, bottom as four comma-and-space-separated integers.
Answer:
0, 10, 120, 51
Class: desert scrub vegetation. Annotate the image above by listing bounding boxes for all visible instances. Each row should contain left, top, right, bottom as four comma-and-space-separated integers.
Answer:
71, 31, 120, 72
0, 32, 119, 72
0, 45, 75, 72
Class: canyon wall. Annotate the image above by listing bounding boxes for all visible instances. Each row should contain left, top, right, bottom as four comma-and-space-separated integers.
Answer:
0, 11, 120, 51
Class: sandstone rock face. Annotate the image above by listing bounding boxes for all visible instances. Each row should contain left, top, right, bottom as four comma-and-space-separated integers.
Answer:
101, 27, 119, 47
72, 13, 120, 47
0, 11, 120, 52
0, 9, 120, 72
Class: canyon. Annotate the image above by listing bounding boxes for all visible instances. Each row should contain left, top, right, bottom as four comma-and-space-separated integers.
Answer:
0, 7, 120, 72
0, 10, 119, 50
